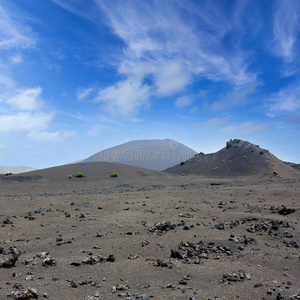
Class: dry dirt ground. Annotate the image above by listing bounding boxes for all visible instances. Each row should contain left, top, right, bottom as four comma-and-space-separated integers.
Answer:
0, 166, 299, 300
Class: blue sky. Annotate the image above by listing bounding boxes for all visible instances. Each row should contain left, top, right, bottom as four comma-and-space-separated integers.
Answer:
0, 0, 299, 169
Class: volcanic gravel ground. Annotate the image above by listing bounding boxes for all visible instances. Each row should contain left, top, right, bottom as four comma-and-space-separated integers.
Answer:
0, 173, 299, 299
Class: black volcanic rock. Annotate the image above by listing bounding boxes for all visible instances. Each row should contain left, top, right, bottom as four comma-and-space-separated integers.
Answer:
165, 139, 298, 178
82, 139, 197, 171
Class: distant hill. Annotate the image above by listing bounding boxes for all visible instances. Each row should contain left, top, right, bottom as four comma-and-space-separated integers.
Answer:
165, 139, 298, 178
1, 161, 165, 184
83, 139, 197, 171
285, 162, 300, 171
0, 166, 37, 174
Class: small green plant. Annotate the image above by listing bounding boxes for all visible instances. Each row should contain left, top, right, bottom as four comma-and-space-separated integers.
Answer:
250, 161, 253, 164
110, 173, 118, 177
75, 172, 85, 178
229, 160, 232, 163
0, 174, 4, 177
243, 156, 246, 159
222, 160, 224, 162
252, 171, 255, 174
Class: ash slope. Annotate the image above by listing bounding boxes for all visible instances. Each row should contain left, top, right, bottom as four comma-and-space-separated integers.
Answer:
83, 139, 197, 171
165, 139, 298, 178
0, 161, 166, 184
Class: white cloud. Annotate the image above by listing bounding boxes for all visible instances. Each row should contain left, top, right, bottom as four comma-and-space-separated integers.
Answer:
175, 95, 193, 108
5, 87, 42, 111
154, 62, 191, 96
211, 81, 262, 110
9, 54, 23, 64
0, 112, 52, 133
203, 116, 230, 127
91, 0, 257, 116
273, 0, 299, 62
221, 121, 272, 136
95, 79, 150, 116
267, 84, 300, 115
27, 130, 76, 142
0, 86, 74, 142
0, 4, 35, 50
76, 86, 95, 101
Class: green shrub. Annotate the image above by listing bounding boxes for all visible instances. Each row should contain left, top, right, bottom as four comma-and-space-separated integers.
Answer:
0, 174, 4, 177
75, 172, 85, 178
252, 171, 255, 174
243, 156, 246, 159
110, 173, 118, 177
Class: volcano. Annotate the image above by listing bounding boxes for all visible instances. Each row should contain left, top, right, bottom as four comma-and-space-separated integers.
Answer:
165, 139, 298, 178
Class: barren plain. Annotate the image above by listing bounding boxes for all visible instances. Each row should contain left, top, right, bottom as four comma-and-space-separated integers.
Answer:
0, 160, 299, 300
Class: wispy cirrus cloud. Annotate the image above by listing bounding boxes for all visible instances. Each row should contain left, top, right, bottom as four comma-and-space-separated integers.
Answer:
175, 95, 194, 109
0, 4, 35, 50
272, 0, 299, 63
211, 81, 262, 111
68, 0, 257, 116
203, 116, 231, 127
221, 121, 272, 136
267, 83, 300, 116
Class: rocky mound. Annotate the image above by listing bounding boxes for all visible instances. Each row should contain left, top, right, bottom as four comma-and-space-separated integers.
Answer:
165, 139, 298, 178
82, 139, 197, 171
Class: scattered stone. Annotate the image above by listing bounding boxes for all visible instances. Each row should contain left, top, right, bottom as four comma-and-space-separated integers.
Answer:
170, 249, 183, 259
115, 284, 130, 291
81, 254, 115, 265
283, 240, 299, 248
171, 241, 231, 264
272, 171, 283, 178
3, 218, 13, 225
69, 281, 77, 288
179, 213, 194, 218
106, 254, 115, 262
0, 247, 21, 268
0, 255, 18, 268
215, 223, 225, 230
148, 221, 176, 234
221, 270, 251, 283
141, 240, 149, 247
228, 235, 256, 246
270, 206, 296, 215
36, 252, 49, 259
153, 259, 173, 269
7, 286, 38, 299
82, 255, 104, 265
128, 253, 142, 260
246, 219, 291, 234
42, 257, 57, 267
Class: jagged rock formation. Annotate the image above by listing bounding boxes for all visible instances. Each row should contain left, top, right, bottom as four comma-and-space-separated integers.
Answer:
165, 139, 298, 178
